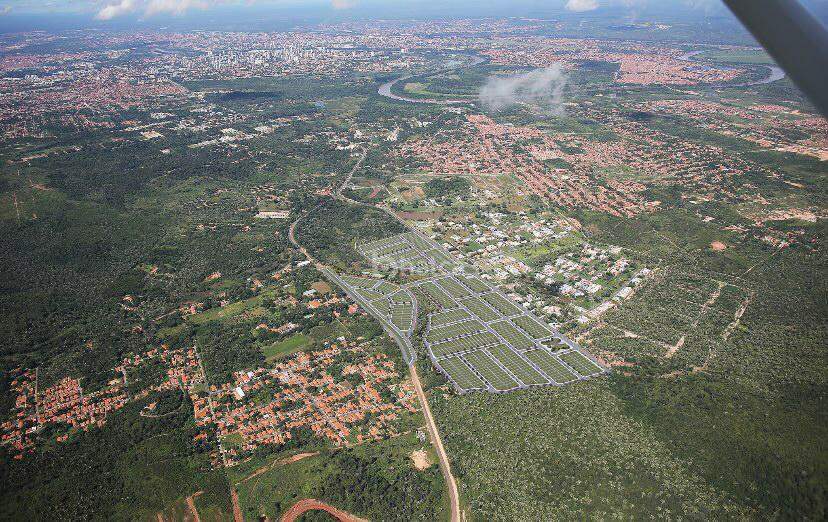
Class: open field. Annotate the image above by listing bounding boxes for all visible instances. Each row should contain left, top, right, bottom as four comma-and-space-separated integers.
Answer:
430, 331, 501, 358
490, 320, 535, 351
488, 345, 548, 386
262, 334, 310, 362
457, 296, 502, 322
425, 320, 487, 344
700, 48, 776, 65
481, 292, 524, 317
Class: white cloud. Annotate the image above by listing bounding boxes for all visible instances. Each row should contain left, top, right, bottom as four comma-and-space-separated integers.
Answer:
563, 0, 722, 14
565, 0, 599, 12
96, 0, 212, 19
96, 0, 137, 19
331, 0, 356, 9
683, 0, 720, 13
145, 0, 208, 16
480, 65, 568, 115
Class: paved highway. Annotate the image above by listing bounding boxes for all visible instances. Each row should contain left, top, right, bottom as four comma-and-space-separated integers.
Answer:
287, 148, 462, 522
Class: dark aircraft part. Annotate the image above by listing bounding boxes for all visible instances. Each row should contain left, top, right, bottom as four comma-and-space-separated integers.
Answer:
722, 0, 828, 117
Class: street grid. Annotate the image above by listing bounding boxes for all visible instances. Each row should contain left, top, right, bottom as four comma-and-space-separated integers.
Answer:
332, 231, 608, 393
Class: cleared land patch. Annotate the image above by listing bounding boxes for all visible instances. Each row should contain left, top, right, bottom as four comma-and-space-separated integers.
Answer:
430, 331, 500, 358
490, 320, 536, 350
438, 356, 486, 390
458, 295, 502, 322
463, 351, 519, 391
559, 350, 604, 377
426, 320, 487, 344
513, 315, 554, 340
262, 334, 310, 362
525, 350, 579, 384
430, 308, 472, 328
488, 345, 548, 386
435, 276, 472, 298
334, 231, 607, 393
482, 291, 524, 317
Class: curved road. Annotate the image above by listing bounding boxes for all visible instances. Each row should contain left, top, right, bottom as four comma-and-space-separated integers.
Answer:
280, 499, 367, 522
288, 149, 462, 522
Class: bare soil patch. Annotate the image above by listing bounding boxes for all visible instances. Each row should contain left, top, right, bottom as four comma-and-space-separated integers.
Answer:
185, 491, 203, 522
763, 208, 819, 223
401, 186, 425, 202
230, 488, 243, 522
710, 241, 727, 251
312, 281, 333, 294
410, 449, 432, 470
664, 335, 686, 358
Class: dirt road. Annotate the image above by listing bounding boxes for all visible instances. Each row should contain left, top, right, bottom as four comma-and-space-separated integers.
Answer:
230, 488, 243, 522
280, 499, 367, 522
410, 365, 460, 522
185, 492, 203, 522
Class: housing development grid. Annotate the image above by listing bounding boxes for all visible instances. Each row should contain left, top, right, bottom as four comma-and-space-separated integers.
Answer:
334, 231, 608, 393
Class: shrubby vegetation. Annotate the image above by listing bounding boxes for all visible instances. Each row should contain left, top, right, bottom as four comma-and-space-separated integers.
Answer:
432, 208, 827, 519
297, 198, 405, 268
423, 176, 471, 199
320, 448, 445, 520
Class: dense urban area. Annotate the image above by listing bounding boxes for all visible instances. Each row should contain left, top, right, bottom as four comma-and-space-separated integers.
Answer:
0, 9, 826, 522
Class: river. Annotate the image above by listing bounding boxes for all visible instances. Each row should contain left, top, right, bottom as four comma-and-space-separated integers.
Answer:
377, 55, 484, 104
378, 50, 785, 105
678, 49, 786, 86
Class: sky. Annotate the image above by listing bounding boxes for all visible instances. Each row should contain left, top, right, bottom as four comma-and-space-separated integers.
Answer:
0, 0, 730, 19
0, 0, 825, 29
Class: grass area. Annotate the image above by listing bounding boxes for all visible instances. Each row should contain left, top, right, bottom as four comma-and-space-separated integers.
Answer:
192, 499, 235, 522
186, 289, 276, 325
159, 497, 191, 521
403, 82, 429, 94
221, 433, 245, 451
237, 451, 326, 520
156, 323, 187, 340
402, 80, 476, 100
311, 281, 332, 294
262, 333, 311, 362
